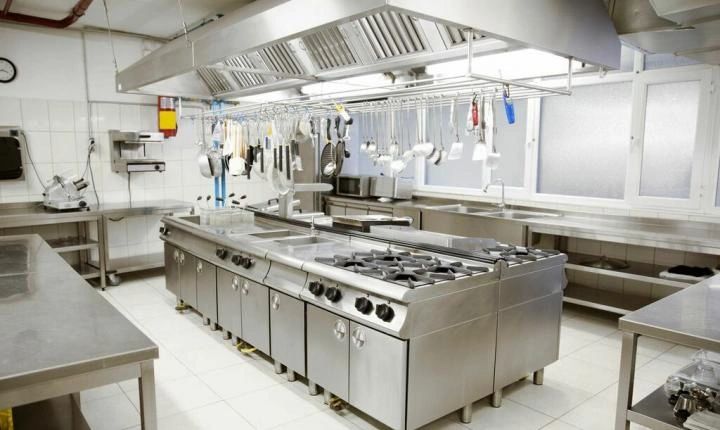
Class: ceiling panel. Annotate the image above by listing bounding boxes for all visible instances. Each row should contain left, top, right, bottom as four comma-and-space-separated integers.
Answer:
4, 0, 254, 38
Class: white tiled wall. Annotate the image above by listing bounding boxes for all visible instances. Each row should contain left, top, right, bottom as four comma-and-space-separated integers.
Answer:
0, 25, 276, 258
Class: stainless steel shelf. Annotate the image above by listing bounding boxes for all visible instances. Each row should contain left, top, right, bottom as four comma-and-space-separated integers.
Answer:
90, 252, 164, 275
626, 387, 682, 430
70, 263, 102, 280
47, 237, 99, 253
563, 283, 653, 315
566, 252, 693, 289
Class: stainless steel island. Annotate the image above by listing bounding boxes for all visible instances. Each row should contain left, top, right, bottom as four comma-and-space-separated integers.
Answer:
0, 234, 159, 429
160, 212, 567, 430
615, 273, 720, 429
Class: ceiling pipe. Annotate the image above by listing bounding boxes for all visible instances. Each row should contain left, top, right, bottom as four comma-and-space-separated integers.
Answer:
0, 0, 93, 28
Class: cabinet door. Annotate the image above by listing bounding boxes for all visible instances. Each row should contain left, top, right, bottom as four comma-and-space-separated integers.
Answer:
306, 305, 349, 400
195, 259, 217, 322
179, 251, 197, 308
327, 204, 345, 216
349, 323, 407, 430
163, 244, 180, 297
367, 207, 393, 216
217, 268, 242, 337
270, 291, 305, 376
240, 279, 270, 354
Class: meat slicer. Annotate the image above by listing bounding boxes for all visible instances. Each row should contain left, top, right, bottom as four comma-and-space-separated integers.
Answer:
43, 175, 89, 211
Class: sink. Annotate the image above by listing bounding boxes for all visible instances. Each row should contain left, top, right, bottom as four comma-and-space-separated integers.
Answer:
429, 204, 497, 215
483, 210, 559, 220
273, 236, 331, 246
249, 230, 305, 239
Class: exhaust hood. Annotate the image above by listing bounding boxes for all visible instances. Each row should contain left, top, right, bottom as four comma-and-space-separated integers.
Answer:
610, 0, 720, 64
117, 0, 621, 99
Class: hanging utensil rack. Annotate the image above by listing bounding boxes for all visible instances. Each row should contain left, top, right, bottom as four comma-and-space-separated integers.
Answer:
183, 29, 573, 122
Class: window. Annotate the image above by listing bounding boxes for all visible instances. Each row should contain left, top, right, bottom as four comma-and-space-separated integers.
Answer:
491, 99, 528, 187
638, 80, 700, 199
537, 81, 633, 199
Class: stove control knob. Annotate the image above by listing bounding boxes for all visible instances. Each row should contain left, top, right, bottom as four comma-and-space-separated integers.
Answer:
216, 248, 228, 259
324, 287, 342, 303
308, 281, 324, 296
231, 254, 243, 266
354, 297, 374, 314
241, 257, 254, 269
376, 304, 395, 322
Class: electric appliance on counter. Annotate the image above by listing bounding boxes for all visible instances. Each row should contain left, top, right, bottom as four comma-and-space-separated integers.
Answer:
370, 176, 413, 200
110, 130, 166, 173
331, 214, 411, 232
336, 175, 371, 198
0, 127, 25, 180
43, 175, 89, 211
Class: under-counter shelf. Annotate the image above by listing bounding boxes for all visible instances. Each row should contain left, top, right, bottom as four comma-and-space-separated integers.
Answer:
47, 237, 99, 253
89, 252, 164, 275
70, 263, 102, 280
564, 283, 653, 315
565, 252, 693, 289
626, 387, 682, 430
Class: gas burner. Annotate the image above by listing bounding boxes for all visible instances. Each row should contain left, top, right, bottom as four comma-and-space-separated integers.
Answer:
384, 270, 436, 289
483, 245, 558, 263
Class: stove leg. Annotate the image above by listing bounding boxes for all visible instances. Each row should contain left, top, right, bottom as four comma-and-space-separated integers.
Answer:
533, 368, 544, 385
223, 330, 231, 340
203, 317, 210, 326
308, 381, 319, 396
274, 361, 284, 374
231, 337, 239, 346
210, 322, 219, 331
460, 404, 472, 423
491, 389, 502, 408
323, 391, 332, 405
287, 370, 296, 382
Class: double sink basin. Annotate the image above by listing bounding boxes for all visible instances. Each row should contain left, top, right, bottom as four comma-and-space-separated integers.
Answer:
428, 204, 560, 221
244, 229, 332, 247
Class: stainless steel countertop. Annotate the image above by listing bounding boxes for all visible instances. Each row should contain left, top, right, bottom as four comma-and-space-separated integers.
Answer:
326, 196, 720, 255
0, 200, 193, 228
0, 235, 158, 391
619, 273, 720, 351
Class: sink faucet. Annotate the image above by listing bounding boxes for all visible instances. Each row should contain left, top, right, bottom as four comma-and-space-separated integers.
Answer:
483, 179, 505, 210
310, 216, 318, 236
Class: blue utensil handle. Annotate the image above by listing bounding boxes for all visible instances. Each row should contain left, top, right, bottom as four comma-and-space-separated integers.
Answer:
503, 94, 515, 124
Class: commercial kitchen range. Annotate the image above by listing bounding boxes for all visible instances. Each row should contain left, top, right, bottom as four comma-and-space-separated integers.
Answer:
159, 211, 567, 430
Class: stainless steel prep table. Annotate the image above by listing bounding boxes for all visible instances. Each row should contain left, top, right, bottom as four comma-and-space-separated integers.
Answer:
92, 200, 194, 284
0, 234, 159, 429
615, 273, 720, 430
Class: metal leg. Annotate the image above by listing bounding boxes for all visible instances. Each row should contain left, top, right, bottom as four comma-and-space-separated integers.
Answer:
98, 216, 107, 290
533, 368, 544, 385
460, 404, 472, 423
223, 330, 231, 340
287, 370, 296, 382
138, 360, 157, 430
232, 337, 240, 346
615, 332, 638, 430
323, 391, 332, 405
211, 322, 218, 331
308, 381, 319, 396
491, 389, 502, 408
274, 361, 284, 374
203, 317, 210, 326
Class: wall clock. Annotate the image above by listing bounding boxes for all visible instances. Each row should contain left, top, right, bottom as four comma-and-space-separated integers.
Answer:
0, 58, 17, 83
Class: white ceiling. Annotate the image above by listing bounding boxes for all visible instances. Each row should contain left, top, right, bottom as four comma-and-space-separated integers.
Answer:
4, 0, 254, 38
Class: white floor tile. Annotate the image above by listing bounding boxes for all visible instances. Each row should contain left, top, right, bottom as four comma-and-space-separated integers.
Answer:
273, 409, 360, 430
81, 383, 124, 404
655, 345, 698, 365
635, 359, 685, 386
226, 383, 325, 429
541, 421, 580, 430
569, 343, 653, 372
199, 361, 286, 399
173, 343, 248, 374
81, 393, 140, 430
460, 399, 553, 430
126, 374, 221, 419
156, 401, 254, 430
505, 379, 595, 419
544, 357, 618, 394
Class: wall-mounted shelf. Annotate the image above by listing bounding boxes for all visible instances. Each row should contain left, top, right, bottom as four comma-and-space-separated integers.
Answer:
47, 237, 99, 254
564, 283, 653, 315
566, 252, 693, 289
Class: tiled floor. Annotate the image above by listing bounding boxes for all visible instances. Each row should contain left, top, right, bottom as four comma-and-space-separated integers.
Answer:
81, 271, 694, 430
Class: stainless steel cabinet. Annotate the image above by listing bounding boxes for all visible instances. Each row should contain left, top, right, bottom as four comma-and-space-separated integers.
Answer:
349, 322, 408, 430
327, 203, 345, 216
345, 205, 368, 216
240, 279, 270, 354
217, 268, 243, 337
164, 244, 180, 297
270, 291, 305, 376
195, 258, 217, 323
179, 250, 197, 308
307, 305, 350, 400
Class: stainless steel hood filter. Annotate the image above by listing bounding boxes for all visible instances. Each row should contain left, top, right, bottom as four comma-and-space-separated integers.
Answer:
117, 0, 621, 99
